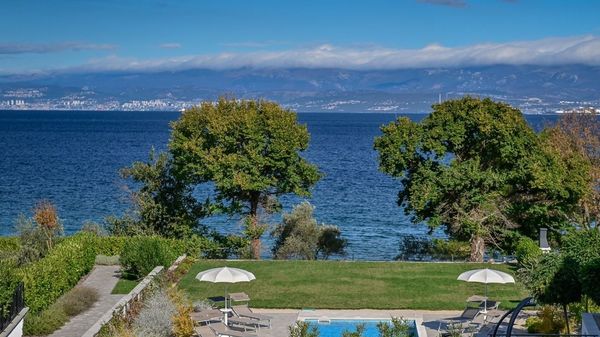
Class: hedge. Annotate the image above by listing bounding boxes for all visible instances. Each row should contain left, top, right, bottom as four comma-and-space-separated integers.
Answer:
0, 237, 21, 257
0, 259, 21, 318
5, 232, 211, 314
20, 233, 97, 313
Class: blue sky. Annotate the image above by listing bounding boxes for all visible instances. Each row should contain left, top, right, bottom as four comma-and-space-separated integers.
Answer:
1, 0, 600, 73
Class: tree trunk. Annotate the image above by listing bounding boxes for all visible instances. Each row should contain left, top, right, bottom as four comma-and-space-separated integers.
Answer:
249, 193, 261, 260
469, 235, 485, 262
563, 304, 570, 335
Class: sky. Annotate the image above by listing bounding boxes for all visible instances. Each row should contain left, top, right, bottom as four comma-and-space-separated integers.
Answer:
1, 0, 600, 74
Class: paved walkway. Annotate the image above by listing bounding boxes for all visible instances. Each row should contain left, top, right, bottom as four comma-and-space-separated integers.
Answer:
48, 265, 125, 337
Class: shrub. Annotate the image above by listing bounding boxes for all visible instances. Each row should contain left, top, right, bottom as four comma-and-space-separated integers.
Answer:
120, 236, 180, 279
95, 254, 120, 265
582, 257, 600, 305
0, 237, 20, 259
430, 239, 470, 261
23, 302, 68, 336
515, 236, 542, 266
172, 307, 194, 337
377, 317, 413, 337
133, 289, 176, 337
289, 321, 319, 337
93, 236, 128, 256
525, 305, 566, 333
342, 323, 366, 337
272, 202, 347, 260
81, 221, 107, 236
58, 286, 99, 316
0, 260, 20, 318
20, 232, 97, 313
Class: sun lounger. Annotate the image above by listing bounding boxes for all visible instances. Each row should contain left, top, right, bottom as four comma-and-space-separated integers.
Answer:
227, 316, 261, 331
209, 322, 258, 337
190, 309, 223, 324
195, 325, 217, 337
229, 292, 251, 302
231, 305, 272, 328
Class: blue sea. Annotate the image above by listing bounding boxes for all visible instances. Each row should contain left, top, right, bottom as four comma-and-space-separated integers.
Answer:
0, 111, 561, 260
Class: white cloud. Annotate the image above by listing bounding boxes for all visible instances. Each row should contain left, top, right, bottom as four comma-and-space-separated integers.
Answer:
20, 35, 600, 74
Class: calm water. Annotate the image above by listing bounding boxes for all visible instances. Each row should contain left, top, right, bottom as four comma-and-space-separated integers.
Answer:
0, 111, 561, 260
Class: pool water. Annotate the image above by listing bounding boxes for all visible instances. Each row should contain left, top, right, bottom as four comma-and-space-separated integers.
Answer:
305, 319, 416, 337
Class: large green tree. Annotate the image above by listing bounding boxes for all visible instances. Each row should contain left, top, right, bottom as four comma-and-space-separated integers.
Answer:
169, 98, 321, 259
374, 97, 588, 261
109, 150, 208, 238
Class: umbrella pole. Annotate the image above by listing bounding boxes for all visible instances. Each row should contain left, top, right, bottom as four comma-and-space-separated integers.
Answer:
484, 283, 488, 314
224, 285, 228, 325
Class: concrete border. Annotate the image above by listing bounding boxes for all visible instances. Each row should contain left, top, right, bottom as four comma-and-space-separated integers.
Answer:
0, 307, 29, 337
82, 254, 188, 337
81, 266, 164, 337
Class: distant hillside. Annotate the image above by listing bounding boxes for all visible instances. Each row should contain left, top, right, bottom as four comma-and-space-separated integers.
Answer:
1, 65, 599, 112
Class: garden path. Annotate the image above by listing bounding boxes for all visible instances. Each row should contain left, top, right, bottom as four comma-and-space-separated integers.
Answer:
47, 265, 124, 337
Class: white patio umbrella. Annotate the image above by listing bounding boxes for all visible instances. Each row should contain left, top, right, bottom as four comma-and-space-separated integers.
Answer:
457, 268, 515, 313
196, 267, 256, 324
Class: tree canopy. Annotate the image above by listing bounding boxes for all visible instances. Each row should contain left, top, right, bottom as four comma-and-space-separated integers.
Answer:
374, 97, 589, 261
169, 98, 321, 258
109, 150, 208, 239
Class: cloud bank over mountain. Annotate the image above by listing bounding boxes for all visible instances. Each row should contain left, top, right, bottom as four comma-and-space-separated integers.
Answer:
60, 35, 600, 74
3, 35, 600, 75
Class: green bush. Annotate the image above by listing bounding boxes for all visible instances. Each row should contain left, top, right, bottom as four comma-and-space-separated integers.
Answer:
0, 237, 20, 258
582, 257, 600, 305
24, 302, 68, 336
20, 232, 97, 313
525, 305, 566, 333
95, 254, 120, 265
93, 236, 128, 256
0, 260, 21, 319
515, 236, 542, 266
58, 286, 99, 316
430, 239, 470, 261
120, 236, 182, 279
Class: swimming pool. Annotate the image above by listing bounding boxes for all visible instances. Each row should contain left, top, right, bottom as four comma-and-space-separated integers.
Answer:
304, 319, 417, 337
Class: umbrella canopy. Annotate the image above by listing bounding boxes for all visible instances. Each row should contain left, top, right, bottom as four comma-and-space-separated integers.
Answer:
457, 268, 515, 313
196, 267, 256, 283
195, 266, 256, 324
457, 268, 515, 284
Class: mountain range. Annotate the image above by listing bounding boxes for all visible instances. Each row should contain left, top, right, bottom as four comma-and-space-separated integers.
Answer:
1, 64, 600, 113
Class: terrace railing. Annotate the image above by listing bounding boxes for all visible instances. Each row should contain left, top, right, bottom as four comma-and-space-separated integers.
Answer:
0, 282, 25, 333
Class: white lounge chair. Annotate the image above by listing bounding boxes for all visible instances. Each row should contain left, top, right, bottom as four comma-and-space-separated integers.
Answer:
231, 305, 272, 328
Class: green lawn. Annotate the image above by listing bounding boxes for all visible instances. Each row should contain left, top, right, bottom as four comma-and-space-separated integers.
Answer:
111, 278, 139, 294
178, 260, 528, 310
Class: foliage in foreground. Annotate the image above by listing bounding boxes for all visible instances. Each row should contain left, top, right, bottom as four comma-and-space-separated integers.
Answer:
272, 202, 347, 260
290, 321, 319, 337
340, 318, 413, 337
374, 97, 591, 261
519, 229, 600, 333
169, 97, 322, 259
